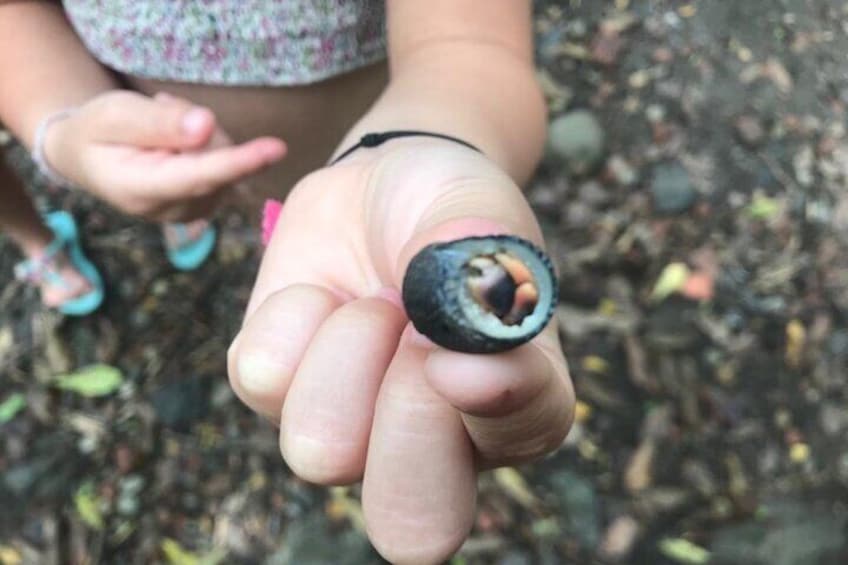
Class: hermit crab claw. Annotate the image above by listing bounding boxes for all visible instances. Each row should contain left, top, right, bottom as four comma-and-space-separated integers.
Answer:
401, 235, 558, 354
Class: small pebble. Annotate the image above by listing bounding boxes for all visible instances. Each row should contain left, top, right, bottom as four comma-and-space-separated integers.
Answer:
735, 115, 766, 146
645, 104, 666, 123
607, 155, 639, 186
548, 110, 606, 175
577, 180, 611, 207
650, 161, 697, 214
116, 494, 140, 516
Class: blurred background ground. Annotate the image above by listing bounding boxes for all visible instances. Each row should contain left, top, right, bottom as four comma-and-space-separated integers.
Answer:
3, 0, 848, 563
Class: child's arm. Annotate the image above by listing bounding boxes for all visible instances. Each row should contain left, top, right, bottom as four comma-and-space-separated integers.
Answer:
0, 1, 117, 146
231, 2, 572, 563
335, 0, 547, 184
0, 2, 284, 221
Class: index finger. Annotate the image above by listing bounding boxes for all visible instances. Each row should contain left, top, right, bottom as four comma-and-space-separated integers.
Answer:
141, 137, 286, 200
423, 321, 574, 467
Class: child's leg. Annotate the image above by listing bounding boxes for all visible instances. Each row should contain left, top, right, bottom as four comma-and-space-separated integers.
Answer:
0, 156, 92, 306
0, 156, 54, 255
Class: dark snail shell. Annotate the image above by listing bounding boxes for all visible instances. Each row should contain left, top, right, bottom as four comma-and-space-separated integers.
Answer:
402, 235, 557, 354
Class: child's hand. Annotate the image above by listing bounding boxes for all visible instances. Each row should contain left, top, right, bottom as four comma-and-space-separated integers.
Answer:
228, 138, 574, 564
43, 90, 286, 221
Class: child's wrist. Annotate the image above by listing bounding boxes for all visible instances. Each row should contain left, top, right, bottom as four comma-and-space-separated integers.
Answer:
330, 130, 481, 166
32, 107, 77, 188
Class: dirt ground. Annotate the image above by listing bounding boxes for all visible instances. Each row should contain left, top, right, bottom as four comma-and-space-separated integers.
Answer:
2, 1, 848, 563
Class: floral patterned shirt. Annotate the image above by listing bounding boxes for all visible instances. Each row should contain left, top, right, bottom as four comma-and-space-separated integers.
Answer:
62, 0, 387, 86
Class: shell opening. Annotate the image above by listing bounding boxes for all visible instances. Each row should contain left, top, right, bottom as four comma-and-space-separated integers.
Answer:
466, 253, 539, 326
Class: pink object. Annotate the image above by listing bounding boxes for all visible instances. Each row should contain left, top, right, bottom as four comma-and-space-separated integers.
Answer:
261, 199, 283, 245
682, 272, 715, 302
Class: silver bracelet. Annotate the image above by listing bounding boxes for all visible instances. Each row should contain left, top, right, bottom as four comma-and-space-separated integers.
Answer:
32, 107, 77, 188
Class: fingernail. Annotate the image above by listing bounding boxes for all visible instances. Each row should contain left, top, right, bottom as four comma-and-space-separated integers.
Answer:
181, 107, 211, 136
237, 352, 283, 395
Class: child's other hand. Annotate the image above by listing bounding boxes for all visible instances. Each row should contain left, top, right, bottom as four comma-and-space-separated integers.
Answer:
228, 138, 574, 564
43, 90, 286, 221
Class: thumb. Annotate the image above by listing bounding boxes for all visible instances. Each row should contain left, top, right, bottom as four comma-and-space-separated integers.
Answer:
375, 146, 551, 352
84, 90, 216, 149
391, 185, 572, 467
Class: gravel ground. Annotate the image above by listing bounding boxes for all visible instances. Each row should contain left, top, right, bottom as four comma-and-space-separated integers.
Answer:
2, 1, 848, 563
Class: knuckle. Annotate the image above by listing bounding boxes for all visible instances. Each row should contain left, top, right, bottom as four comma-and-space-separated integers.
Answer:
94, 97, 129, 130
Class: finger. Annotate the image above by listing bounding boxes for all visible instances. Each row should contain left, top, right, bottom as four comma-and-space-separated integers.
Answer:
85, 90, 217, 149
144, 137, 286, 199
375, 161, 574, 466
280, 293, 406, 484
244, 165, 367, 320
228, 284, 342, 422
154, 93, 235, 150
363, 326, 476, 564
425, 323, 574, 467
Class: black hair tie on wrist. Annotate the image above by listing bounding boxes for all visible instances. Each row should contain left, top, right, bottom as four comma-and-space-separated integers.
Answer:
331, 130, 481, 165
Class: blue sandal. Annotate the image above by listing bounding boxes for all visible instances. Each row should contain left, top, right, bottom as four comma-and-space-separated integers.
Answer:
13, 211, 104, 316
164, 222, 217, 271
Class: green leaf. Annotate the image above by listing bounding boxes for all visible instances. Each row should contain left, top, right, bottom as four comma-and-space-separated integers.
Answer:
161, 539, 226, 565
74, 483, 104, 531
748, 194, 781, 220
0, 393, 26, 424
54, 364, 123, 397
651, 263, 691, 302
494, 467, 538, 508
658, 537, 710, 564
531, 517, 562, 538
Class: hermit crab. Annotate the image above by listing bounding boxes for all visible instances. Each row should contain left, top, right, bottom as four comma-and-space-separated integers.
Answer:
402, 235, 557, 354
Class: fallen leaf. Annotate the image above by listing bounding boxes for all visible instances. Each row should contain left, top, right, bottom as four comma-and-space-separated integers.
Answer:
763, 57, 793, 94
493, 467, 538, 509
559, 42, 591, 60
0, 326, 14, 366
531, 517, 561, 538
161, 538, 226, 565
54, 364, 124, 397
581, 355, 610, 374
600, 515, 640, 560
0, 393, 26, 425
537, 69, 573, 113
789, 442, 810, 463
575, 400, 593, 423
658, 537, 710, 564
598, 298, 618, 316
748, 194, 782, 220
651, 263, 690, 302
785, 319, 806, 369
600, 12, 638, 34
0, 545, 22, 565
625, 442, 655, 493
628, 69, 652, 89
74, 482, 104, 531
326, 487, 366, 532
678, 4, 697, 18
681, 272, 715, 302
